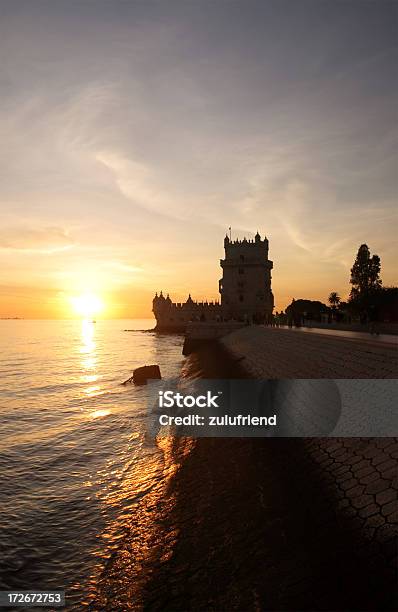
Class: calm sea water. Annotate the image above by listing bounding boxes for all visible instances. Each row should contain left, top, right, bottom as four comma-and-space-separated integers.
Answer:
0, 319, 184, 607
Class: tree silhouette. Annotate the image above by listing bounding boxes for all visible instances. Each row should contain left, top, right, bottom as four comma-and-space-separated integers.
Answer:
350, 244, 382, 301
328, 292, 341, 310
349, 244, 382, 319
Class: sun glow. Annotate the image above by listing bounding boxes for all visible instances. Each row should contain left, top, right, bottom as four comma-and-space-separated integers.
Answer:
71, 293, 104, 318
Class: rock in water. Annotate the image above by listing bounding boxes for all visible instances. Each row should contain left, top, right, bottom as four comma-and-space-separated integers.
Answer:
131, 364, 161, 385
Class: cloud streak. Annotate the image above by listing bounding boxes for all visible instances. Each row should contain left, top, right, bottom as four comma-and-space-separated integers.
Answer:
0, 0, 396, 315
0, 226, 75, 254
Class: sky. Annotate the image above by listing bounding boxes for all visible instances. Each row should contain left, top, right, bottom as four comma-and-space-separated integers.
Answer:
0, 0, 397, 318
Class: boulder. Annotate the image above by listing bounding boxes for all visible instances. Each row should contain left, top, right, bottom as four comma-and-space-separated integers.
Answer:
123, 364, 161, 385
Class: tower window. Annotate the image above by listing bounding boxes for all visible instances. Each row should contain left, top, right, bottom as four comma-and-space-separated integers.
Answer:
239, 295, 244, 302
240, 255, 244, 262
238, 268, 244, 275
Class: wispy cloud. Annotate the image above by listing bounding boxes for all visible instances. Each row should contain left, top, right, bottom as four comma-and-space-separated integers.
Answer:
0, 226, 75, 254
0, 0, 396, 315
96, 151, 184, 219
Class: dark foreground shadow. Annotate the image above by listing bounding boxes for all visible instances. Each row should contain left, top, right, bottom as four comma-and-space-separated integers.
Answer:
93, 343, 397, 611
140, 344, 396, 611
142, 436, 396, 611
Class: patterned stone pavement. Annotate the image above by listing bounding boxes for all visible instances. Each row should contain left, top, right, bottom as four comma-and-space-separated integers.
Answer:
219, 327, 398, 609
305, 437, 397, 582
135, 436, 398, 611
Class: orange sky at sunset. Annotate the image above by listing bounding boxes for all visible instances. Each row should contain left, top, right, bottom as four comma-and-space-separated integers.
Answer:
0, 2, 396, 319
1, 225, 396, 320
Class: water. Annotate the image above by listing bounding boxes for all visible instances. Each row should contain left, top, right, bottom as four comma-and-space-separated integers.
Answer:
0, 319, 184, 607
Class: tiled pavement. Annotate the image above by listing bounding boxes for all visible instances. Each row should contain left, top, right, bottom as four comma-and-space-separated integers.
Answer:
305, 437, 397, 577
135, 436, 398, 611
218, 327, 398, 609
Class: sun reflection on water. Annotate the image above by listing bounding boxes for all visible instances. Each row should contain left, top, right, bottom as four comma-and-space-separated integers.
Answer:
79, 320, 101, 396
80, 320, 96, 354
89, 409, 111, 419
90, 436, 197, 608
82, 374, 98, 383
2, 318, 186, 609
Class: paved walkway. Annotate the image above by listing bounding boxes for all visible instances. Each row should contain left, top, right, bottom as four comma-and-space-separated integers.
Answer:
95, 435, 397, 611
280, 324, 398, 345
217, 327, 397, 609
221, 326, 398, 378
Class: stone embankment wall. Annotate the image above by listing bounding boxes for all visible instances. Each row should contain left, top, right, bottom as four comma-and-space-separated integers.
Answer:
183, 321, 244, 355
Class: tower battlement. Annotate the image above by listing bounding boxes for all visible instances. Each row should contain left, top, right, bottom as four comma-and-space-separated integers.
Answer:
152, 231, 274, 331
152, 292, 222, 331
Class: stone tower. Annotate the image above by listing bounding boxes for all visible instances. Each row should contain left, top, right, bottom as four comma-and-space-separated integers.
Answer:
219, 232, 274, 323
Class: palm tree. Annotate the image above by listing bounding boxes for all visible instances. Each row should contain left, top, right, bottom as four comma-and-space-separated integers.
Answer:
328, 292, 341, 311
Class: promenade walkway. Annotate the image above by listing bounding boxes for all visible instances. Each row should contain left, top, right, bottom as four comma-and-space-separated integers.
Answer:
280, 324, 398, 345
216, 327, 396, 609
220, 325, 398, 378
141, 436, 397, 611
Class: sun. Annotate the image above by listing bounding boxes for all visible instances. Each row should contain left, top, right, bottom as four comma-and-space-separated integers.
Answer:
71, 293, 104, 318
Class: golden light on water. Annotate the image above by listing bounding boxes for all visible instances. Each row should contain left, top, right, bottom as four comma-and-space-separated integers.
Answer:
71, 293, 104, 318
89, 409, 111, 419
81, 321, 95, 353
84, 385, 101, 397
79, 319, 102, 398
80, 320, 97, 373
83, 374, 98, 383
